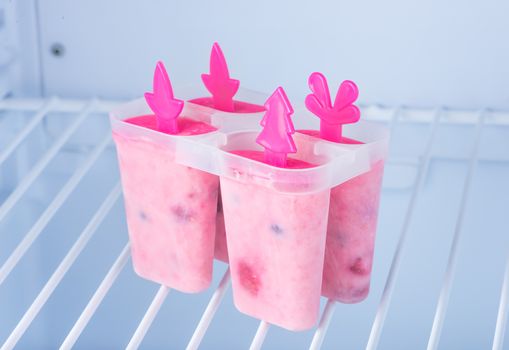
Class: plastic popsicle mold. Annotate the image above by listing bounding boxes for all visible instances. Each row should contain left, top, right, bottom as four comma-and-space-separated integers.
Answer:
301, 72, 388, 303
110, 58, 389, 327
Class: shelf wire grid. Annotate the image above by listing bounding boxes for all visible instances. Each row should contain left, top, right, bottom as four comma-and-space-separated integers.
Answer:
0, 97, 507, 350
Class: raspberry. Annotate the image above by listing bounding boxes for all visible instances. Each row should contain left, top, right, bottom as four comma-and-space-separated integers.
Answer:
350, 257, 370, 275
237, 261, 261, 296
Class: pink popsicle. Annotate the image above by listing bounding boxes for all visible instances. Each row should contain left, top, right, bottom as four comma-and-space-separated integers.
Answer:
212, 85, 285, 264
190, 43, 264, 263
221, 151, 329, 330
113, 62, 220, 292
221, 88, 329, 330
303, 73, 385, 303
322, 159, 384, 302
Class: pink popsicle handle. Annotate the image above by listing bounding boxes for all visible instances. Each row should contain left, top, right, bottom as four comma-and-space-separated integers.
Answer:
263, 149, 288, 168
305, 72, 360, 143
201, 42, 240, 112
144, 61, 184, 134
320, 120, 343, 141
256, 87, 296, 168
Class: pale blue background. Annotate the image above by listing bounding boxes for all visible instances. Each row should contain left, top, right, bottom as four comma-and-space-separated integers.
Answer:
1, 1, 509, 349
7, 0, 509, 108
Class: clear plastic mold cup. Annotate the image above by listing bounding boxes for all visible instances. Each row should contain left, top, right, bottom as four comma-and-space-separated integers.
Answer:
298, 115, 389, 303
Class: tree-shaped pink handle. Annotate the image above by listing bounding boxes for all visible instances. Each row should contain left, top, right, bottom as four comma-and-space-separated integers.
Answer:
305, 72, 360, 142
144, 61, 184, 134
201, 42, 240, 112
256, 87, 296, 167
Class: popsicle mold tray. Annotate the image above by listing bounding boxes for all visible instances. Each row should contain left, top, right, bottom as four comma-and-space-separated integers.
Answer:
110, 96, 389, 194
109, 49, 390, 330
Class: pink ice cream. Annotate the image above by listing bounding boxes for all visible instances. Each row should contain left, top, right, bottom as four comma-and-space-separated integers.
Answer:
221, 150, 330, 330
192, 100, 264, 264
299, 129, 385, 303
322, 160, 384, 302
194, 103, 264, 264
113, 115, 219, 293
191, 42, 265, 263
190, 98, 265, 263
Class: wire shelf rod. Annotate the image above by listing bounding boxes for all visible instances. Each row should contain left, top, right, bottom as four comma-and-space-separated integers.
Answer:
0, 100, 96, 223
426, 110, 486, 350
492, 253, 509, 350
0, 98, 56, 167
0, 183, 121, 350
126, 285, 170, 350
186, 268, 231, 350
249, 321, 270, 350
366, 108, 442, 350
309, 299, 337, 350
60, 243, 131, 350
0, 134, 111, 286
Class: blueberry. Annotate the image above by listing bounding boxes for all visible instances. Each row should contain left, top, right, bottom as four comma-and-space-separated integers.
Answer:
332, 230, 348, 245
171, 205, 194, 223
139, 211, 148, 221
270, 224, 283, 235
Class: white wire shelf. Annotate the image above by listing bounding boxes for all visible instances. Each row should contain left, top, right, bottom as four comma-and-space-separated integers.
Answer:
0, 97, 508, 349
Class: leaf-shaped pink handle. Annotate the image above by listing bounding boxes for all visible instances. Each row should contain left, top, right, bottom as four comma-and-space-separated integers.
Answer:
201, 42, 240, 112
144, 61, 184, 134
305, 72, 360, 142
308, 72, 332, 110
304, 94, 325, 121
334, 105, 361, 124
334, 80, 359, 111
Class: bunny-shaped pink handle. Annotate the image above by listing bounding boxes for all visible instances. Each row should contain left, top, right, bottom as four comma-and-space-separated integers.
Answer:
144, 61, 184, 134
305, 72, 360, 142
256, 87, 296, 167
201, 42, 240, 112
